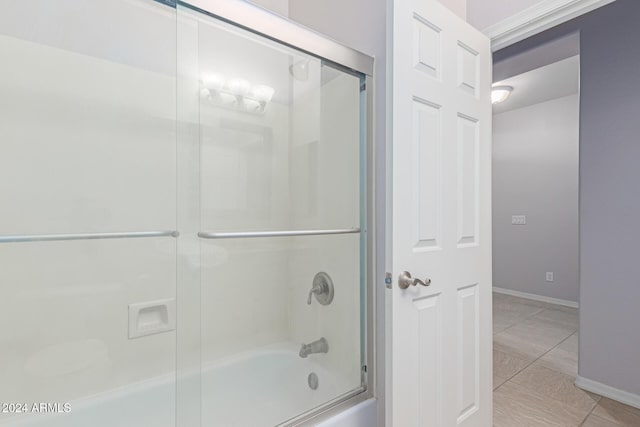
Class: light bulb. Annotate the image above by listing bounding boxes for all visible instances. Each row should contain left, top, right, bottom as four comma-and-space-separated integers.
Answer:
244, 99, 262, 112
200, 88, 211, 99
218, 92, 236, 105
202, 74, 224, 91
491, 86, 513, 104
227, 78, 251, 96
251, 85, 275, 103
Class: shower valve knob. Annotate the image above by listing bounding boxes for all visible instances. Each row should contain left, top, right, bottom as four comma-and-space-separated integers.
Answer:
307, 272, 334, 305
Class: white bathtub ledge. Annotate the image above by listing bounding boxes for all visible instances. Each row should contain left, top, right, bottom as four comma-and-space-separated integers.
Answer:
315, 399, 377, 427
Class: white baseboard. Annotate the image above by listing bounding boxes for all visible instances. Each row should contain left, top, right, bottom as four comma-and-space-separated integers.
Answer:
576, 376, 640, 410
493, 287, 579, 308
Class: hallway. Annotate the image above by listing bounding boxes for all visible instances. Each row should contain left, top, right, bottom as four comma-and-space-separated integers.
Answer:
492, 293, 640, 426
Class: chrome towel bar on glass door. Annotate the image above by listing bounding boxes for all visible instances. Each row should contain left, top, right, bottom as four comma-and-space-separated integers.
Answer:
0, 230, 179, 244
197, 228, 361, 239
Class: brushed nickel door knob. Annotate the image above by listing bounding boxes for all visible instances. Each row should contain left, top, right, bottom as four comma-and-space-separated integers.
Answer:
398, 271, 431, 289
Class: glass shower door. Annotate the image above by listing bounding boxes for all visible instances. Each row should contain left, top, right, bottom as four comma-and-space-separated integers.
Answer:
1, 1, 368, 426
0, 1, 178, 426
177, 5, 367, 426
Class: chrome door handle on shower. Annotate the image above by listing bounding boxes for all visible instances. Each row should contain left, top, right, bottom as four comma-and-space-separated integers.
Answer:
398, 271, 431, 289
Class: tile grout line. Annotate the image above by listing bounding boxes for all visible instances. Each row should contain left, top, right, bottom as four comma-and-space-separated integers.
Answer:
492, 332, 586, 427
494, 300, 577, 336
493, 301, 578, 392
492, 306, 546, 335
577, 404, 600, 427
493, 295, 607, 426
493, 328, 575, 392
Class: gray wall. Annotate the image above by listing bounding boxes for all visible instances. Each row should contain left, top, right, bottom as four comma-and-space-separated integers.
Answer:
496, 0, 640, 397
493, 94, 579, 303
578, 0, 640, 396
493, 32, 580, 82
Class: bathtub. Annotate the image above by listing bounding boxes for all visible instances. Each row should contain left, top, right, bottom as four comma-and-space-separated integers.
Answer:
0, 343, 375, 427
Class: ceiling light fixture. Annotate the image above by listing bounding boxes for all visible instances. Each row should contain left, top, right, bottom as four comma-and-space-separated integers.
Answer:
491, 85, 513, 104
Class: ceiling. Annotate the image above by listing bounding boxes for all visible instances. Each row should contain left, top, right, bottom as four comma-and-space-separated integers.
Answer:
492, 55, 579, 114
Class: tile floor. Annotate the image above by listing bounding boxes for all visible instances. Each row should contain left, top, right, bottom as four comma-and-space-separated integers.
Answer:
492, 292, 640, 426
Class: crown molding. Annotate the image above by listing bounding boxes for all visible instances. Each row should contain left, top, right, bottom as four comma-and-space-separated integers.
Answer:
484, 0, 616, 52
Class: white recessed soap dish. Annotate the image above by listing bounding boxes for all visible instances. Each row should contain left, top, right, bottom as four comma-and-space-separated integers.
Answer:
128, 298, 176, 339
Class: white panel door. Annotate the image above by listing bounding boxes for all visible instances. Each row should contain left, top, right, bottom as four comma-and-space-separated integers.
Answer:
387, 0, 492, 426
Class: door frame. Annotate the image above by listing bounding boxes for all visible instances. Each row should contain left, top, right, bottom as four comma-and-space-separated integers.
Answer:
483, 0, 616, 51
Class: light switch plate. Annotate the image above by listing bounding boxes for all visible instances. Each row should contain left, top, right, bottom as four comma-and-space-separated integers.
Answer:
128, 298, 176, 339
546, 272, 554, 282
512, 215, 526, 225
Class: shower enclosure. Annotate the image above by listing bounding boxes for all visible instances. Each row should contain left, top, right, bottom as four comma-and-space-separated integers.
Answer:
0, 1, 373, 426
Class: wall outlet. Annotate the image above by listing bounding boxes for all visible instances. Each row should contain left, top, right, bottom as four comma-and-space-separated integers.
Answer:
512, 215, 526, 225
546, 272, 554, 282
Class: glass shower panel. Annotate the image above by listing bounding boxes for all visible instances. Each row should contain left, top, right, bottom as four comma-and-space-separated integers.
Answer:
179, 5, 366, 426
200, 234, 361, 426
0, 1, 178, 426
193, 13, 360, 233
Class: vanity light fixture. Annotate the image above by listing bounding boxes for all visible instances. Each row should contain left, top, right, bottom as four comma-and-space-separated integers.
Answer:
201, 75, 275, 114
227, 78, 251, 96
202, 73, 224, 91
251, 85, 275, 104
